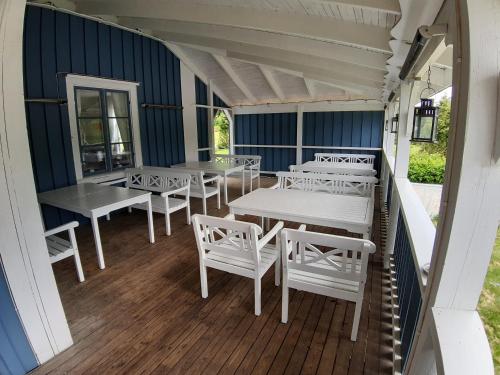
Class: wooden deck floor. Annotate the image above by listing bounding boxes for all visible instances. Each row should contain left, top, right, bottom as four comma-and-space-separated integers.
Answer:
33, 177, 393, 374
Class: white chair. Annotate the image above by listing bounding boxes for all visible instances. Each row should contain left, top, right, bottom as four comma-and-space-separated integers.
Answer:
314, 153, 375, 166
213, 154, 261, 193
44, 221, 85, 282
192, 214, 283, 315
281, 226, 375, 341
126, 168, 191, 236
169, 169, 221, 215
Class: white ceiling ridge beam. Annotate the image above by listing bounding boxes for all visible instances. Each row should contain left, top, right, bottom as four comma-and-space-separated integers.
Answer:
306, 0, 401, 15
76, 1, 391, 53
258, 66, 285, 102
211, 54, 257, 102
118, 17, 389, 70
153, 31, 386, 83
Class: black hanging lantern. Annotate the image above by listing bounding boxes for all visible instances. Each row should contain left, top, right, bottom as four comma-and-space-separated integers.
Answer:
391, 114, 399, 133
385, 120, 388, 131
412, 67, 438, 143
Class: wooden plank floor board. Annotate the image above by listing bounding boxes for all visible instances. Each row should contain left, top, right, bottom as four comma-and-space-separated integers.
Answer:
32, 178, 392, 375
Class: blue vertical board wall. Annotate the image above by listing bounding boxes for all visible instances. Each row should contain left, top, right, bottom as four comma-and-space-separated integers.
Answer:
0, 266, 38, 375
213, 93, 229, 108
195, 76, 210, 161
302, 111, 384, 175
234, 113, 297, 172
23, 6, 185, 228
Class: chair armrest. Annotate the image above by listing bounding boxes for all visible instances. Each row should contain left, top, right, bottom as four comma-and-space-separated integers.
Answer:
44, 221, 79, 237
258, 221, 284, 249
160, 184, 189, 197
224, 213, 235, 220
203, 175, 221, 184
269, 182, 280, 189
298, 224, 307, 231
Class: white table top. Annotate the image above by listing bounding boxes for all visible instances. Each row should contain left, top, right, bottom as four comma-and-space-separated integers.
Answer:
297, 161, 376, 176
229, 188, 372, 234
171, 161, 244, 174
38, 183, 151, 217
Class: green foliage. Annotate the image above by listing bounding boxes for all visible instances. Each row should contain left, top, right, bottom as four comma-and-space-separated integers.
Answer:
418, 96, 451, 157
214, 110, 229, 151
408, 146, 446, 184
478, 229, 500, 373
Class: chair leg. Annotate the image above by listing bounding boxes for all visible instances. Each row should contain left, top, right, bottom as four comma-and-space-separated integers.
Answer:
202, 198, 207, 215
165, 213, 171, 236
73, 250, 85, 282
351, 296, 364, 341
128, 207, 132, 213
275, 255, 281, 286
250, 176, 253, 192
217, 186, 221, 209
254, 277, 261, 316
186, 202, 191, 225
200, 263, 208, 298
106, 214, 110, 221
258, 174, 261, 188
281, 279, 288, 323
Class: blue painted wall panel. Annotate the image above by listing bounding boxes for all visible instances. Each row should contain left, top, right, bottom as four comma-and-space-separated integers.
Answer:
195, 77, 209, 156
213, 93, 229, 108
0, 266, 38, 375
23, 6, 185, 228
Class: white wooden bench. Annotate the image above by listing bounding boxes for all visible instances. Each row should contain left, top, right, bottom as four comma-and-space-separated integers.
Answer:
192, 213, 283, 316
213, 154, 261, 193
289, 163, 377, 177
314, 153, 375, 166
44, 221, 85, 282
168, 168, 221, 215
126, 168, 191, 236
281, 226, 376, 341
273, 171, 378, 198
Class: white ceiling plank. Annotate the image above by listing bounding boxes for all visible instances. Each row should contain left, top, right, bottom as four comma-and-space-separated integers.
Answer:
303, 78, 316, 98
212, 54, 257, 102
304, 0, 400, 15
152, 31, 386, 84
258, 66, 285, 102
75, 0, 391, 52
119, 18, 389, 71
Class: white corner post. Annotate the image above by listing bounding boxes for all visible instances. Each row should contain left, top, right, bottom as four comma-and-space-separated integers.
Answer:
296, 104, 303, 165
227, 109, 235, 155
408, 1, 499, 373
180, 61, 199, 162
0, 0, 73, 364
207, 80, 215, 157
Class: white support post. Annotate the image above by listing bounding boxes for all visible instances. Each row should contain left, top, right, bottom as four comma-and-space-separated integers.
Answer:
180, 62, 199, 162
384, 191, 400, 269
208, 80, 214, 157
394, 81, 414, 178
296, 104, 303, 165
227, 109, 235, 155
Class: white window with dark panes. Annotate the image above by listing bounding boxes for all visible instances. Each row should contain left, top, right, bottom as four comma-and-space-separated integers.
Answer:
66, 75, 143, 182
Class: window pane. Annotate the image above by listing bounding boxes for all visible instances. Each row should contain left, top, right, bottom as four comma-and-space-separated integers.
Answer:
106, 91, 129, 117
76, 89, 102, 117
111, 143, 133, 169
81, 146, 106, 175
108, 118, 131, 143
79, 119, 104, 145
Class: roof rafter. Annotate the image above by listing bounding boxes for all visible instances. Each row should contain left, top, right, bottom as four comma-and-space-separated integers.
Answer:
258, 66, 285, 102
303, 79, 316, 98
211, 54, 256, 102
75, 0, 391, 52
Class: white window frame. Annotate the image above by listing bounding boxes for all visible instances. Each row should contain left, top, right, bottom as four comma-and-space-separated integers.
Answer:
66, 74, 143, 183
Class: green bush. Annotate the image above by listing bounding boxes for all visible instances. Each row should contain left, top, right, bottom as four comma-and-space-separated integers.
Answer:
408, 147, 446, 184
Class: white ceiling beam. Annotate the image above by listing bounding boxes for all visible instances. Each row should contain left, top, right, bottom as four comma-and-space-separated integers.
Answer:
75, 1, 391, 53
152, 31, 386, 84
302, 0, 400, 15
258, 66, 285, 102
211, 54, 256, 102
303, 79, 316, 98
119, 18, 389, 71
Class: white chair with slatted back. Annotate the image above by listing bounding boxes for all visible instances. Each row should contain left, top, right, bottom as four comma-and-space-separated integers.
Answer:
281, 227, 375, 341
44, 221, 84, 282
192, 214, 284, 315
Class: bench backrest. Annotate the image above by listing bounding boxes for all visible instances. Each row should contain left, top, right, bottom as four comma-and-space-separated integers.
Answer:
289, 164, 377, 177
281, 228, 375, 285
167, 168, 207, 192
213, 154, 261, 170
275, 171, 377, 197
126, 168, 190, 193
314, 153, 375, 166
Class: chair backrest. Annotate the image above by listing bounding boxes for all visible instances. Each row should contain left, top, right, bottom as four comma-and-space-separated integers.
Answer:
192, 214, 262, 264
213, 154, 261, 170
289, 164, 377, 177
167, 168, 206, 193
281, 228, 375, 284
126, 168, 190, 193
314, 153, 375, 166
275, 172, 377, 197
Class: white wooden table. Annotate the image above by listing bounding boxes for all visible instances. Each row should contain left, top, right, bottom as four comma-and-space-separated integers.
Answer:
171, 161, 245, 204
228, 188, 373, 238
38, 183, 155, 269
297, 161, 376, 176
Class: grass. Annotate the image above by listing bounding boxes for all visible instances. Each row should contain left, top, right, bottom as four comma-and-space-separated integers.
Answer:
479, 228, 500, 373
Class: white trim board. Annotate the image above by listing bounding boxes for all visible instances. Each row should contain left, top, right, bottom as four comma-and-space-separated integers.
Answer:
233, 100, 384, 115
65, 74, 143, 182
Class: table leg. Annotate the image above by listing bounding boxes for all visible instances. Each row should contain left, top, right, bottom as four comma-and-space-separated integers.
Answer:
91, 216, 105, 269
146, 198, 155, 244
241, 168, 245, 196
363, 232, 370, 240
224, 173, 229, 205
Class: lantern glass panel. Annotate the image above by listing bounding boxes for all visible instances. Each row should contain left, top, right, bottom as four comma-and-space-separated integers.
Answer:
391, 115, 399, 133
412, 99, 437, 142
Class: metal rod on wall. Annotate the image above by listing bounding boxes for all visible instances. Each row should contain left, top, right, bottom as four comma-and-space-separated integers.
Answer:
25, 98, 67, 105
141, 103, 183, 110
